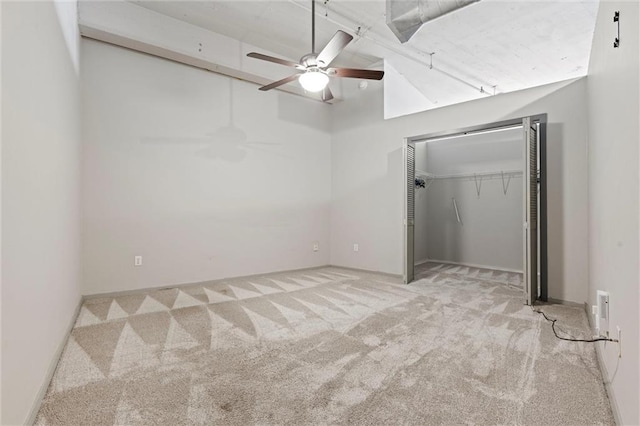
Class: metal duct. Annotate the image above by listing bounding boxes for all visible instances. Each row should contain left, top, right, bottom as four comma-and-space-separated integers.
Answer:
386, 0, 479, 43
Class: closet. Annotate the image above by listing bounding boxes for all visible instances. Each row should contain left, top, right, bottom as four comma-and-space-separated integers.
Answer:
403, 117, 545, 305
414, 127, 524, 274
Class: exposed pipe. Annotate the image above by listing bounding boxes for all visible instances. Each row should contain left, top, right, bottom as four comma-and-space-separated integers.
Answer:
286, 0, 492, 96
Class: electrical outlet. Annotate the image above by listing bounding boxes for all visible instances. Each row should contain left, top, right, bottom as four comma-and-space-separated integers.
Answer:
617, 326, 622, 358
353, 243, 359, 252
313, 241, 319, 252
134, 255, 143, 267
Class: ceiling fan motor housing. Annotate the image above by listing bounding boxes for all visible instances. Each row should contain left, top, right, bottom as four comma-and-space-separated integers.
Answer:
300, 54, 319, 68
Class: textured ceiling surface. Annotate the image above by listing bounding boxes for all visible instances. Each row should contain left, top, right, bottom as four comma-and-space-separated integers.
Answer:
131, 0, 598, 110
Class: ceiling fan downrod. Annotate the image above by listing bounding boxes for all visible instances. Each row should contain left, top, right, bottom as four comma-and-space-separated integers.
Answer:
311, 0, 316, 54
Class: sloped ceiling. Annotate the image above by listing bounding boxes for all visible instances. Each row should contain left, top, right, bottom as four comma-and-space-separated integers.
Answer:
130, 0, 598, 116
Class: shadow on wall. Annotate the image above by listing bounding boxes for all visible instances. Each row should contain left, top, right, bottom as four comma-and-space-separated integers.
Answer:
140, 79, 285, 162
276, 90, 332, 133
332, 87, 385, 133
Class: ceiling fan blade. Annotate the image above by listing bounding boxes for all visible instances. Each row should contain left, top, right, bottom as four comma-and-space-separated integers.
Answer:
258, 74, 301, 91
321, 86, 334, 102
247, 52, 301, 69
316, 30, 353, 67
330, 68, 384, 80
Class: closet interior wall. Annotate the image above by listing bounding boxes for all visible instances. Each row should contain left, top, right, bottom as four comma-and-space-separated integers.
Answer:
415, 128, 524, 272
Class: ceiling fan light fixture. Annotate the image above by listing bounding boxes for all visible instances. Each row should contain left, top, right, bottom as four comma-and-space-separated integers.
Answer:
299, 69, 329, 92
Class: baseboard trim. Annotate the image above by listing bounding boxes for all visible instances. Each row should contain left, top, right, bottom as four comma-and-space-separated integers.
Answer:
544, 297, 585, 308
584, 303, 623, 426
423, 259, 523, 274
84, 264, 337, 299
328, 264, 403, 280
26, 296, 84, 426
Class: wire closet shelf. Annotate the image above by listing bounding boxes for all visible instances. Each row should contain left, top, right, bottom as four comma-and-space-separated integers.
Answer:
415, 169, 523, 195
416, 169, 523, 181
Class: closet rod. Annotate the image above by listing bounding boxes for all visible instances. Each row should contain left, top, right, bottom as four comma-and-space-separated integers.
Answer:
428, 169, 522, 180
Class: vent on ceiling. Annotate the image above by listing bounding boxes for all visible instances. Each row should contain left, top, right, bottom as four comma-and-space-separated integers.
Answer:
386, 0, 479, 43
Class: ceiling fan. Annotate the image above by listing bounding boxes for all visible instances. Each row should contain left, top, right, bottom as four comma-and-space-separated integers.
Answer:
246, 0, 384, 101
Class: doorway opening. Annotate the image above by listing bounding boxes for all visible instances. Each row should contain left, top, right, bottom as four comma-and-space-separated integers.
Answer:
403, 116, 547, 305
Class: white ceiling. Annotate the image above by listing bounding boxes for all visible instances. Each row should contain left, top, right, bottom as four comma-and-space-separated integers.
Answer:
131, 0, 598, 112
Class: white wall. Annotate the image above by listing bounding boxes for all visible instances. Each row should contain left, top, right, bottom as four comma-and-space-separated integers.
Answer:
1, 1, 82, 424
424, 183, 523, 272
383, 60, 433, 120
586, 1, 639, 424
331, 76, 589, 303
0, 1, 4, 419
81, 39, 332, 295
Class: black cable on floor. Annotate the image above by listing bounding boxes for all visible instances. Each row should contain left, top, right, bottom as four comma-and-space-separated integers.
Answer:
531, 306, 618, 343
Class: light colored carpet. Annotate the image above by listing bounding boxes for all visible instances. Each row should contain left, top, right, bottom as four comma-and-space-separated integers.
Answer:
36, 264, 613, 425
415, 262, 524, 288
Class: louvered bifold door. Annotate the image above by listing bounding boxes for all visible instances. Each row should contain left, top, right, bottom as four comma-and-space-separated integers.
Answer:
404, 144, 416, 283
522, 118, 538, 305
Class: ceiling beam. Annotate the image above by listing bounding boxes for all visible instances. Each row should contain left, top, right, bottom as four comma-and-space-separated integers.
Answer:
78, 0, 338, 103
